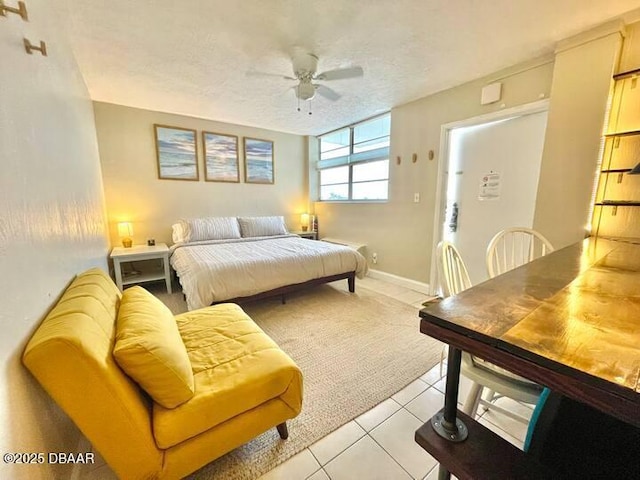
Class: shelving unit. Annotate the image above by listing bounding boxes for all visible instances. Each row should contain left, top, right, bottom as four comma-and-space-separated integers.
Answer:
596, 200, 640, 205
591, 68, 640, 240
110, 243, 172, 293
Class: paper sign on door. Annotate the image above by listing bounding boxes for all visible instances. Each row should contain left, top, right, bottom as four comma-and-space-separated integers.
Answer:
479, 172, 501, 200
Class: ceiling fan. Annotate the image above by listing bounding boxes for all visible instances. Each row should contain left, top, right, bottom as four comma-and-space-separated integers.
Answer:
248, 50, 364, 106
289, 51, 364, 102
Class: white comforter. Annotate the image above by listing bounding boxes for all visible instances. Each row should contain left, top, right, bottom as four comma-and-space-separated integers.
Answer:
170, 235, 368, 310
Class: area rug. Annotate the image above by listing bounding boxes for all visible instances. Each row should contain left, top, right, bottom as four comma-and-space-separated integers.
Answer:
165, 284, 443, 479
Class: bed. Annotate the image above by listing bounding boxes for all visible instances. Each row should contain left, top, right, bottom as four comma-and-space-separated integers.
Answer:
169, 216, 368, 310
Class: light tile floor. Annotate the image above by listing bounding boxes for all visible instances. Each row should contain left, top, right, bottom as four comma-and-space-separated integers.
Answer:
80, 276, 531, 480
257, 277, 533, 480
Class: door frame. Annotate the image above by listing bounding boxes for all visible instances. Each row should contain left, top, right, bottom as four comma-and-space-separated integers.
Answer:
429, 99, 550, 295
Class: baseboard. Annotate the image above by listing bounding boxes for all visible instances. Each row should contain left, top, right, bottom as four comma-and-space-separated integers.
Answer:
367, 269, 431, 294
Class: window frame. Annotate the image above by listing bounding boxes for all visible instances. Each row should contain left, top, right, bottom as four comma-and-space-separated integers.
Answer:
318, 113, 390, 203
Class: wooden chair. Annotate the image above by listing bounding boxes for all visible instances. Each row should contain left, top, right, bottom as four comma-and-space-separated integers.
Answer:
437, 240, 472, 297
486, 227, 554, 278
437, 241, 542, 423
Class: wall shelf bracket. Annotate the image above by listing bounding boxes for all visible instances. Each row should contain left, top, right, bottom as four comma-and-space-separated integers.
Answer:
24, 38, 46, 56
0, 1, 28, 21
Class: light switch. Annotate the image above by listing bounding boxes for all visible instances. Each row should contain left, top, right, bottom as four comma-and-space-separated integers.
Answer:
414, 193, 420, 203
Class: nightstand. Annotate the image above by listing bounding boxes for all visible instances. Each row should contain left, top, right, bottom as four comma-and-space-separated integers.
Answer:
292, 231, 318, 240
110, 243, 172, 293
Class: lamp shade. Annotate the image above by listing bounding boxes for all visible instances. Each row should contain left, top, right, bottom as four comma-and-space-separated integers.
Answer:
629, 162, 640, 175
117, 222, 133, 237
117, 222, 133, 248
300, 213, 310, 231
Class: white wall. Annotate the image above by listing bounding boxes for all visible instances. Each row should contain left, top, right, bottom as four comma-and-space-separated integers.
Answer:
314, 57, 554, 284
533, 24, 624, 248
314, 21, 628, 286
94, 102, 308, 246
0, 2, 109, 478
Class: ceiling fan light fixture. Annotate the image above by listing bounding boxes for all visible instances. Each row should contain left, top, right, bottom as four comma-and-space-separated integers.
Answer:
248, 49, 361, 111
297, 81, 316, 101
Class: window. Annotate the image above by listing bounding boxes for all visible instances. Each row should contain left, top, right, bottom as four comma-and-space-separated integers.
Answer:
318, 114, 390, 201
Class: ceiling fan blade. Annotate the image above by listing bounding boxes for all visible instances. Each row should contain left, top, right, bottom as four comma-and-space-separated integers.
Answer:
314, 66, 363, 81
316, 84, 341, 101
246, 70, 297, 81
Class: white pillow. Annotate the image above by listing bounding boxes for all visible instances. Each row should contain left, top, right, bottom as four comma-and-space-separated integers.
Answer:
238, 216, 287, 238
171, 222, 187, 243
182, 217, 241, 242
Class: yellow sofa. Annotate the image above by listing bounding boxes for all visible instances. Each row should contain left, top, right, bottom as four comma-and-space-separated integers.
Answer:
23, 268, 303, 479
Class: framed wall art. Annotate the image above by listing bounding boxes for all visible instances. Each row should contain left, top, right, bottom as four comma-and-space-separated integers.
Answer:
154, 125, 199, 181
202, 131, 240, 182
244, 137, 274, 184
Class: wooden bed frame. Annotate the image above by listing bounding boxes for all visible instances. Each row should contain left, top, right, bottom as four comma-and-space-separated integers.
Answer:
210, 271, 356, 305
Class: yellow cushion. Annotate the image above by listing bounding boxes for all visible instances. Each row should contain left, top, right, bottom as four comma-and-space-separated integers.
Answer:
153, 303, 303, 448
114, 286, 195, 409
22, 269, 163, 480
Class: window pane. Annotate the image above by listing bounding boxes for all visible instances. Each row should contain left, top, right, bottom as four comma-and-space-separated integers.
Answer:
353, 160, 389, 182
321, 184, 349, 201
353, 115, 390, 144
353, 136, 390, 154
320, 128, 350, 154
352, 180, 388, 200
320, 166, 349, 185
320, 146, 350, 160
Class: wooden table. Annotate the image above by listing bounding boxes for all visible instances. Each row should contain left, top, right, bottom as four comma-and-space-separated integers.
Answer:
415, 237, 640, 479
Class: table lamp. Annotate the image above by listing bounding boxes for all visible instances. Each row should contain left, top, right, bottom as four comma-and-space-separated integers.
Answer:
301, 213, 310, 232
117, 222, 133, 248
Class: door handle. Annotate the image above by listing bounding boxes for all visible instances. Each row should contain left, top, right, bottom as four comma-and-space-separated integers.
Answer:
449, 202, 459, 232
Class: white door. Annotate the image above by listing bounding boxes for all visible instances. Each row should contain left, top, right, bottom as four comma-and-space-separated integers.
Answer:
443, 111, 548, 285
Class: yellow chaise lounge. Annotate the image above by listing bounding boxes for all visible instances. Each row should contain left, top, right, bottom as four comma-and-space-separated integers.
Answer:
23, 268, 303, 479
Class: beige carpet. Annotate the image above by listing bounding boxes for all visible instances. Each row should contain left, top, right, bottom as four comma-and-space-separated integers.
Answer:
156, 283, 442, 480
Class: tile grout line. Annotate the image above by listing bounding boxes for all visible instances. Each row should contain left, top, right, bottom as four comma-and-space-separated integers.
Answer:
315, 467, 330, 480
304, 448, 323, 478
310, 425, 368, 469
392, 378, 430, 407
365, 430, 420, 480
403, 404, 430, 426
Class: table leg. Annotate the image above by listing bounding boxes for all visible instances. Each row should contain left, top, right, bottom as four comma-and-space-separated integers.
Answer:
114, 258, 123, 292
431, 346, 469, 480
438, 465, 450, 480
163, 253, 172, 294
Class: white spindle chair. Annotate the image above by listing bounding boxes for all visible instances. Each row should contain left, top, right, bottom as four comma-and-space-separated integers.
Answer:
486, 227, 554, 278
437, 241, 542, 424
437, 241, 472, 297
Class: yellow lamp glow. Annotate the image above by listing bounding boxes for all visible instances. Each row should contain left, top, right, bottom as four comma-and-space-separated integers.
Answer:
300, 213, 310, 232
117, 222, 133, 248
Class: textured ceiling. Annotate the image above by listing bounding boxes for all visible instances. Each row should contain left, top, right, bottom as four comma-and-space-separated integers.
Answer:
59, 0, 640, 135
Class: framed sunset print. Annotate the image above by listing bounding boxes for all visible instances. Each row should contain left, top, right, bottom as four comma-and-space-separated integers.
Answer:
203, 132, 240, 182
244, 137, 274, 184
154, 125, 199, 181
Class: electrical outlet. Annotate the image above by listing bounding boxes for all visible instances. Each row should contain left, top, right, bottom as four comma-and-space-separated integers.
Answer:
372, 253, 378, 264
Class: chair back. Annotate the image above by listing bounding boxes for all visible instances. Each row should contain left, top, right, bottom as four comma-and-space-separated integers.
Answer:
22, 268, 163, 479
437, 241, 472, 297
486, 227, 554, 278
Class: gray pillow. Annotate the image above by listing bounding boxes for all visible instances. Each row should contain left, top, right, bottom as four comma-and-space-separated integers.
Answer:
237, 216, 287, 238
182, 217, 241, 242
